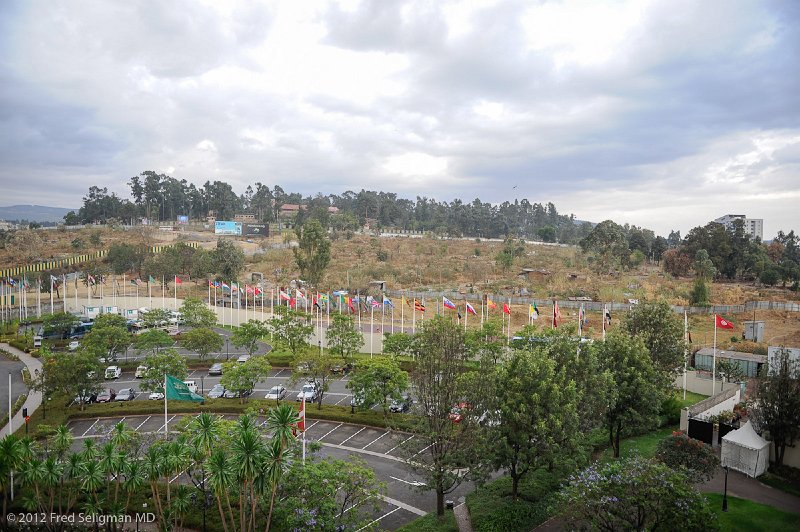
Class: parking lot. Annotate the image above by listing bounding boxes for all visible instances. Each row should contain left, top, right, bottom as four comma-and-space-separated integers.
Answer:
65, 414, 471, 530
81, 366, 362, 405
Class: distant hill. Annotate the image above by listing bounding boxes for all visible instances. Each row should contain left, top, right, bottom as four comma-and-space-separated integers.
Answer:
0, 205, 74, 223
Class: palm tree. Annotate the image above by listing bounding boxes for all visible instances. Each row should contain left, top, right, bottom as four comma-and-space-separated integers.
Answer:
232, 420, 263, 532
143, 445, 167, 525
0, 435, 23, 523
188, 412, 221, 457
122, 459, 145, 518
63, 453, 86, 512
51, 424, 73, 459
81, 460, 105, 516
263, 403, 300, 531
206, 449, 236, 532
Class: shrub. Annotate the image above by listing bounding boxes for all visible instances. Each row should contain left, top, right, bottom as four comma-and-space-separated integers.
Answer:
659, 396, 682, 426
655, 430, 720, 482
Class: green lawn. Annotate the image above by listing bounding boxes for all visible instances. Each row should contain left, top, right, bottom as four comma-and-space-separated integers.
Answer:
705, 494, 800, 531
396, 510, 458, 532
676, 390, 708, 408
597, 426, 676, 463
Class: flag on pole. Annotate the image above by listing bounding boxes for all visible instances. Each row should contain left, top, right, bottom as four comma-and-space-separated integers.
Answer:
383, 295, 393, 308
553, 301, 561, 328
221, 282, 231, 291
605, 307, 612, 324
164, 375, 204, 402
148, 275, 156, 284
279, 290, 291, 301
503, 303, 511, 315
465, 302, 477, 315
529, 303, 539, 320
414, 299, 426, 312
175, 276, 183, 285
443, 297, 457, 310
715, 315, 735, 329
487, 298, 497, 310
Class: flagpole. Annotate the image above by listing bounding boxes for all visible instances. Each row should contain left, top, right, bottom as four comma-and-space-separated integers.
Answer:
602, 304, 606, 340
208, 279, 211, 310
683, 310, 688, 401
148, 278, 152, 308
712, 315, 717, 395
302, 396, 306, 465
37, 279, 41, 318
400, 293, 404, 333
370, 305, 374, 359
271, 288, 274, 318
412, 296, 416, 335
164, 373, 168, 436
174, 276, 177, 310
161, 276, 165, 310
50, 277, 54, 315
391, 303, 394, 334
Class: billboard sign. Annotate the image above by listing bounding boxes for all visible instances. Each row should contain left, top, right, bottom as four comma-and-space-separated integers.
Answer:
215, 221, 242, 235
177, 215, 189, 225
243, 223, 269, 237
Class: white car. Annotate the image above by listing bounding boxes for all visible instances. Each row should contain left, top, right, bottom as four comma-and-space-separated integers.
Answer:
296, 382, 319, 402
148, 391, 165, 401
104, 366, 122, 379
135, 366, 148, 378
265, 385, 287, 401
237, 354, 251, 363
68, 340, 80, 351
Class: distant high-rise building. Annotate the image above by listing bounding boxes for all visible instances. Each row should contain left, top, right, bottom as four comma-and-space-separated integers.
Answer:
713, 214, 763, 241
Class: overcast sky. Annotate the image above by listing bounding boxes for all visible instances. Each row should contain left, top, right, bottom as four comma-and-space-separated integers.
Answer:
1, 0, 798, 238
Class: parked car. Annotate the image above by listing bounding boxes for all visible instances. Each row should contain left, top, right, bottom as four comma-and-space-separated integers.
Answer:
449, 402, 472, 423
237, 354, 251, 363
296, 382, 319, 402
96, 388, 117, 403
208, 363, 223, 376
265, 385, 287, 401
389, 394, 413, 413
115, 388, 136, 401
134, 365, 148, 378
207, 384, 226, 399
223, 388, 252, 399
104, 366, 122, 379
148, 391, 165, 401
350, 392, 374, 409
75, 390, 97, 404
68, 340, 80, 351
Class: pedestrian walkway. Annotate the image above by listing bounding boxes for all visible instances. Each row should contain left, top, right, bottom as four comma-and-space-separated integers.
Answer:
699, 467, 800, 514
0, 343, 42, 437
454, 502, 474, 532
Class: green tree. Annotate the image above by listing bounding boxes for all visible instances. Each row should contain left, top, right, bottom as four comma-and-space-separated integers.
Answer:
140, 348, 188, 393
347, 357, 408, 418
561, 456, 718, 531
140, 308, 172, 329
268, 307, 313, 360
325, 314, 363, 365
180, 327, 224, 361
466, 319, 505, 364
382, 332, 416, 358
48, 349, 103, 410
220, 357, 271, 402
751, 348, 800, 465
212, 238, 245, 283
622, 300, 685, 383
716, 358, 747, 383
405, 316, 486, 516
293, 219, 331, 286
81, 317, 131, 361
231, 319, 269, 357
42, 312, 79, 338
490, 349, 581, 500
274, 457, 384, 531
179, 297, 218, 328
107, 243, 147, 275
596, 332, 664, 458
134, 329, 173, 356
693, 248, 717, 280
690, 277, 711, 306
580, 220, 629, 273
293, 348, 339, 409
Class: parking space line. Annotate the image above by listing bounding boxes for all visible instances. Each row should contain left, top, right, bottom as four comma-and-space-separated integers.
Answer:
274, 369, 285, 378
81, 419, 99, 437
362, 431, 389, 450
413, 443, 433, 457
305, 420, 320, 431
386, 435, 413, 455
340, 427, 365, 445
357, 506, 400, 531
157, 415, 176, 433
134, 416, 151, 431
317, 423, 343, 442
334, 395, 349, 405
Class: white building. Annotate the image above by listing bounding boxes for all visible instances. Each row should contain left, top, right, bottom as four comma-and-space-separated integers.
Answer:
713, 214, 763, 241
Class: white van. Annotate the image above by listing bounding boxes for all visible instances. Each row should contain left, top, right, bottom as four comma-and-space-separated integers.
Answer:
134, 366, 148, 378
183, 381, 198, 394
105, 366, 122, 379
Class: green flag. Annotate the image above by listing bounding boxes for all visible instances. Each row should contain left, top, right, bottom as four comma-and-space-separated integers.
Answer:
165, 375, 204, 402
148, 276, 156, 284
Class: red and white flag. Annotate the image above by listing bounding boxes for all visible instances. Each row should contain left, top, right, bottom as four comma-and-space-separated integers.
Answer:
502, 303, 511, 315
298, 397, 306, 433
174, 276, 183, 285
465, 302, 477, 315
715, 315, 734, 329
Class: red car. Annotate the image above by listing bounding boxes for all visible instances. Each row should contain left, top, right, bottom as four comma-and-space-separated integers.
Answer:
96, 388, 117, 403
449, 402, 472, 423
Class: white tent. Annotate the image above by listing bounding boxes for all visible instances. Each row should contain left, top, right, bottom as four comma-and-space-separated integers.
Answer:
721, 421, 770, 478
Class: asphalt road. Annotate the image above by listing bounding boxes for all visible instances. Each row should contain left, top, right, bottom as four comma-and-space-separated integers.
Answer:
0, 357, 27, 419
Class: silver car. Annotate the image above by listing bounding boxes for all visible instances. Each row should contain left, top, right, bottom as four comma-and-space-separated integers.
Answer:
207, 384, 226, 399
265, 385, 287, 401
208, 363, 223, 376
296, 382, 319, 402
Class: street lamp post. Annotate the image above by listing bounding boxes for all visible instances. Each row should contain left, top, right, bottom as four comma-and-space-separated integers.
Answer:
200, 375, 204, 396
722, 465, 729, 512
225, 337, 229, 361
